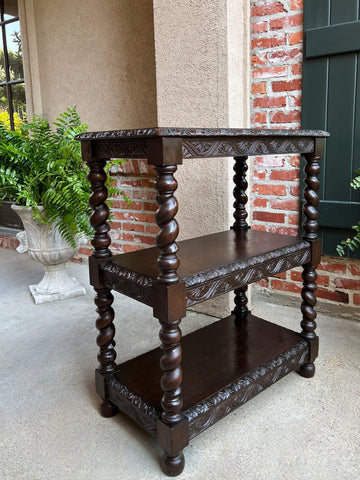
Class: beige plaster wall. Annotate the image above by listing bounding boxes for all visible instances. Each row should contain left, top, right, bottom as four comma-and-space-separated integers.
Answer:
153, 0, 250, 316
153, 0, 229, 240
19, 0, 157, 130
19, 0, 251, 317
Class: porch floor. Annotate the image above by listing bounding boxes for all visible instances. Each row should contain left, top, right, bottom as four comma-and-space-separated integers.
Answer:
0, 247, 359, 480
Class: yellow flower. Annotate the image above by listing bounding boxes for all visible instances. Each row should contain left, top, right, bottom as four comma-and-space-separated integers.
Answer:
0, 109, 24, 131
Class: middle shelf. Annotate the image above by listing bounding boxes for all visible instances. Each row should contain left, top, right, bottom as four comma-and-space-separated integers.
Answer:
100, 229, 311, 308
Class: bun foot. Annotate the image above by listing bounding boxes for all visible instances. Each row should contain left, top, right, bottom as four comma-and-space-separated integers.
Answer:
100, 398, 118, 418
161, 453, 185, 477
299, 362, 315, 378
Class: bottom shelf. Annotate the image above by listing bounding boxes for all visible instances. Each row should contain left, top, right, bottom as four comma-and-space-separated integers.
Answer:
100, 314, 309, 440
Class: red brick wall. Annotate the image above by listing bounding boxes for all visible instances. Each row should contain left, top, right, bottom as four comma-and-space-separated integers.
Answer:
76, 159, 157, 260
250, 0, 360, 311
108, 160, 158, 253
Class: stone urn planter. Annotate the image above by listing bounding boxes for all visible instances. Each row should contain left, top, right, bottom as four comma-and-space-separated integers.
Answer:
12, 205, 86, 304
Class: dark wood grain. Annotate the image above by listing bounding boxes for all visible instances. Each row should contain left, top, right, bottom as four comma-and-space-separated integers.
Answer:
302, 153, 321, 242
77, 126, 329, 141
153, 165, 185, 475
232, 286, 249, 318
299, 152, 321, 378
86, 159, 112, 259
80, 127, 326, 476
108, 314, 307, 412
232, 156, 249, 231
231, 155, 250, 319
78, 128, 329, 162
103, 230, 311, 308
154, 165, 180, 284
109, 229, 309, 281
86, 158, 118, 416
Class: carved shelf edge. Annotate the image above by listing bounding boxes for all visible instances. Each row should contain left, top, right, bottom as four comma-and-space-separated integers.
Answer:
107, 376, 158, 438
76, 127, 329, 141
102, 262, 153, 306
101, 241, 311, 308
185, 243, 311, 306
184, 340, 309, 440
102, 339, 309, 442
84, 136, 317, 160
93, 139, 147, 159
181, 137, 315, 159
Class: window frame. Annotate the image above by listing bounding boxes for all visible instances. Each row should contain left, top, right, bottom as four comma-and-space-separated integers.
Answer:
0, 0, 25, 130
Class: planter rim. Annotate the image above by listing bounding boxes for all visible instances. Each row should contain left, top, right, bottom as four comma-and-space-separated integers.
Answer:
11, 204, 44, 212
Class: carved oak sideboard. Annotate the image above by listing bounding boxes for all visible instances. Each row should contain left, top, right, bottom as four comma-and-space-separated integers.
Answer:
78, 127, 329, 477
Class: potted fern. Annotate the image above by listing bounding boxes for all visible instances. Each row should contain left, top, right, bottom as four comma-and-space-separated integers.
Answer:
0, 107, 95, 303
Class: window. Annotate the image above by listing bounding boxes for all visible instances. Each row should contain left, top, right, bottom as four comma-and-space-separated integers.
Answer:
0, 0, 26, 130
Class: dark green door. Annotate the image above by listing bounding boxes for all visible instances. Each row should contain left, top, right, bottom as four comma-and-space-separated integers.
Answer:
302, 0, 360, 258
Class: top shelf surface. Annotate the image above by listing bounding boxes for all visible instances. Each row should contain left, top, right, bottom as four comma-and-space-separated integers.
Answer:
77, 127, 329, 141
78, 127, 329, 161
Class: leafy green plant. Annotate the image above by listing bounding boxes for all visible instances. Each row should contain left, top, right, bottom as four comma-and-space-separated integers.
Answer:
336, 169, 360, 256
0, 110, 24, 130
0, 106, 126, 247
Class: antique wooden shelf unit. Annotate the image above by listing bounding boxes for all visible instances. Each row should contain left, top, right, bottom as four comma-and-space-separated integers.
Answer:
79, 127, 329, 476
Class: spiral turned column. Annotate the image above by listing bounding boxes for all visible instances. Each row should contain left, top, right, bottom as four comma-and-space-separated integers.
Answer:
154, 165, 185, 476
299, 153, 320, 378
87, 159, 118, 416
155, 165, 180, 284
87, 160, 112, 259
232, 156, 250, 320
232, 286, 249, 319
232, 156, 249, 231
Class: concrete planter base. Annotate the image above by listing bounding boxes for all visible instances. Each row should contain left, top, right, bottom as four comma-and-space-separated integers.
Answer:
12, 205, 86, 304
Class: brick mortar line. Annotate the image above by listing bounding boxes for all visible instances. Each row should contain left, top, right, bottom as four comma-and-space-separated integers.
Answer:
254, 178, 300, 182
251, 92, 300, 97
113, 187, 156, 192
112, 209, 157, 214
251, 40, 302, 49
251, 14, 301, 22
112, 220, 157, 225
251, 28, 303, 39
265, 285, 359, 304
115, 233, 158, 239
111, 231, 158, 237
275, 277, 360, 296
251, 73, 303, 81
251, 109, 302, 114
253, 82, 302, 91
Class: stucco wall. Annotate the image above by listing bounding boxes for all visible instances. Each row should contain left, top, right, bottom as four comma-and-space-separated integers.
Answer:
153, 0, 250, 316
20, 0, 157, 130
153, 0, 229, 241
153, 1, 250, 244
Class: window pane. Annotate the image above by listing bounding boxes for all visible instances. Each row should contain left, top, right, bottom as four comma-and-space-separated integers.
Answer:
3, 0, 18, 21
12, 82, 25, 120
0, 85, 10, 127
5, 22, 23, 80
0, 31, 5, 81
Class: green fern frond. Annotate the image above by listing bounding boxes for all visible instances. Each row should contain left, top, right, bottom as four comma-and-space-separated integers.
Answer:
351, 175, 360, 190
337, 225, 360, 256
0, 107, 131, 246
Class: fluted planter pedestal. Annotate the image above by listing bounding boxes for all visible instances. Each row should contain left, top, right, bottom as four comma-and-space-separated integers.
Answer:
12, 205, 86, 304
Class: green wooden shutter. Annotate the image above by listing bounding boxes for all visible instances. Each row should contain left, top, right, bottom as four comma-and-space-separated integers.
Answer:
302, 0, 360, 258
